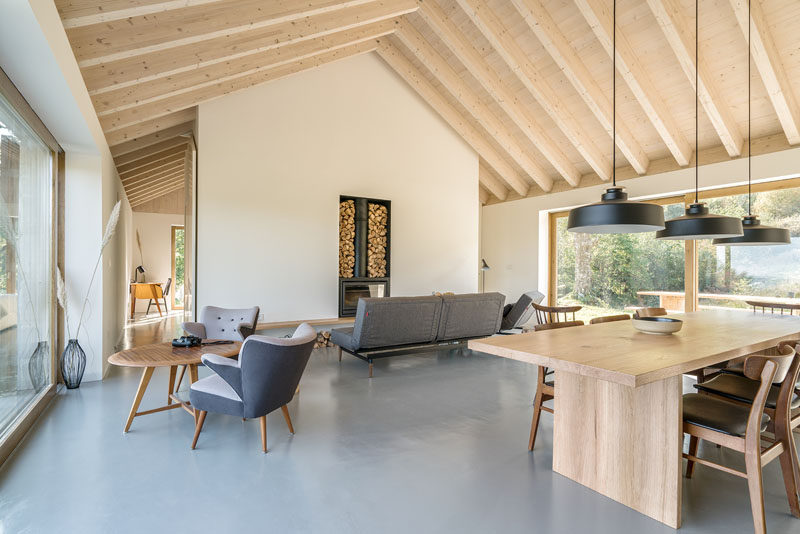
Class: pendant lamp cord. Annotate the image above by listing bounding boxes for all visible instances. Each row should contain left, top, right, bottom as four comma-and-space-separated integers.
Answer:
695, 0, 699, 204
747, 0, 752, 215
612, 0, 616, 187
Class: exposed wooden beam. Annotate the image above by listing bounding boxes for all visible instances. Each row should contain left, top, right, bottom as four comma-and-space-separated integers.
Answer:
376, 40, 530, 196
417, 0, 580, 186
511, 0, 649, 174
394, 20, 552, 192
129, 181, 186, 206
479, 186, 489, 205
455, 0, 612, 181
114, 138, 188, 166
478, 163, 509, 201
69, 0, 407, 66
126, 173, 185, 197
110, 123, 194, 156
115, 145, 188, 175
119, 154, 185, 180
575, 0, 692, 166
101, 41, 377, 133
123, 170, 186, 193
728, 0, 800, 145
647, 0, 743, 156
93, 20, 397, 115
105, 110, 196, 146
57, 0, 226, 29
82, 0, 414, 93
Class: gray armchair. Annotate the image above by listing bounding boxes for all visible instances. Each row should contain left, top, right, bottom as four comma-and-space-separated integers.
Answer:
182, 305, 260, 341
189, 323, 317, 452
500, 290, 545, 331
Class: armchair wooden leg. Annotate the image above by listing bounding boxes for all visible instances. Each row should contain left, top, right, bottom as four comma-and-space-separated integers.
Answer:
260, 415, 267, 453
528, 391, 543, 451
191, 410, 207, 450
686, 435, 699, 478
281, 405, 294, 434
745, 451, 767, 534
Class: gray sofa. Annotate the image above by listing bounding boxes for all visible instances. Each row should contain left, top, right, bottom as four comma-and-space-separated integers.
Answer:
330, 292, 505, 376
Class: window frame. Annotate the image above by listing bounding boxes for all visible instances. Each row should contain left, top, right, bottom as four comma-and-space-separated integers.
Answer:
547, 181, 800, 311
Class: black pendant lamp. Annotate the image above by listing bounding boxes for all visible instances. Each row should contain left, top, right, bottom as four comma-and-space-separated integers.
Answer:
656, 0, 742, 241
567, 0, 665, 234
712, 0, 790, 247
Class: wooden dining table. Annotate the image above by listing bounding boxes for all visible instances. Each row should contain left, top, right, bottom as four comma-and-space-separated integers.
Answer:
469, 309, 800, 529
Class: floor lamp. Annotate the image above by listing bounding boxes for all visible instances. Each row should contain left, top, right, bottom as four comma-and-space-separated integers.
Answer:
480, 259, 490, 293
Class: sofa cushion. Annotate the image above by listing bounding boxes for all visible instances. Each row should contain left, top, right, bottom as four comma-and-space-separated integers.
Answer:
330, 327, 357, 352
436, 292, 505, 341
351, 296, 443, 350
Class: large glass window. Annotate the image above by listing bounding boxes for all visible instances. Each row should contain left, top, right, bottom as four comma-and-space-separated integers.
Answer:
553, 202, 685, 322
0, 91, 54, 439
697, 187, 800, 310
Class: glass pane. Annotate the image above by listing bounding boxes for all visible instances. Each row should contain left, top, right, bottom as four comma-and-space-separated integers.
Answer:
0, 92, 53, 438
555, 203, 685, 323
173, 227, 184, 309
697, 188, 800, 311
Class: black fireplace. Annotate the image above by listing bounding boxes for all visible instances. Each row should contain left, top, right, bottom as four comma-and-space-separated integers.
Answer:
339, 278, 390, 317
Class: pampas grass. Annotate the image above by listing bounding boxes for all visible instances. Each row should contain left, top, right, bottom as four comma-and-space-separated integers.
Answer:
74, 200, 122, 340
56, 266, 71, 339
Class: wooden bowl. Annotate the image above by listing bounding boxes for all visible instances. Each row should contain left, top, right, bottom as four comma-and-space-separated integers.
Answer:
631, 316, 683, 335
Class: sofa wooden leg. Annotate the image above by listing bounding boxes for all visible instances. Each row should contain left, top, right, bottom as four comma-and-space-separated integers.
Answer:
368, 360, 373, 378
338, 347, 342, 362
260, 415, 267, 453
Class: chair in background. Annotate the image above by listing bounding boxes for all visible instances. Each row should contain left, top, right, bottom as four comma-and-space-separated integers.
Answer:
682, 343, 800, 532
532, 302, 582, 325
500, 290, 545, 332
589, 314, 630, 324
634, 307, 667, 318
528, 320, 584, 450
190, 323, 317, 452
146, 277, 171, 315
176, 305, 261, 391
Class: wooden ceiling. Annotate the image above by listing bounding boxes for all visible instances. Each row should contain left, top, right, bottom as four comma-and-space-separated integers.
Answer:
55, 0, 800, 206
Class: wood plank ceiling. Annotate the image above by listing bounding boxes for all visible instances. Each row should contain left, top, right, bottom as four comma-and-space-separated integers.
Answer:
55, 0, 800, 206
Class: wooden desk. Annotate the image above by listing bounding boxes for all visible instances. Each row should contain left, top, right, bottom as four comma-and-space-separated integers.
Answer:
469, 310, 800, 528
109, 341, 241, 433
129, 282, 164, 319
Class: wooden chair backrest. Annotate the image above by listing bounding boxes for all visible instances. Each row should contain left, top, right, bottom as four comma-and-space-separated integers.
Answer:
744, 343, 797, 384
634, 307, 667, 318
533, 320, 584, 332
532, 302, 582, 324
589, 314, 630, 325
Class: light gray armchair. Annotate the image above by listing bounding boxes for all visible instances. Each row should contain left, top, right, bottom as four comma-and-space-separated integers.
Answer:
500, 290, 545, 331
189, 323, 317, 452
182, 305, 260, 341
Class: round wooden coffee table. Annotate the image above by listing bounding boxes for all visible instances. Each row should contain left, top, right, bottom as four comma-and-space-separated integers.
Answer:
109, 341, 241, 433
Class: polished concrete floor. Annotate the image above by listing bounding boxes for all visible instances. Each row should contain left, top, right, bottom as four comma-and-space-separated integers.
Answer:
0, 323, 799, 533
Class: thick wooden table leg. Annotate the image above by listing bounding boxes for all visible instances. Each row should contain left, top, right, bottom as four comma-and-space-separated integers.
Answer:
553, 371, 683, 529
167, 365, 177, 405
124, 367, 155, 433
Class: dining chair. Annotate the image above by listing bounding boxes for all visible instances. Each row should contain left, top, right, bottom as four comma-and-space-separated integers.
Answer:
633, 307, 667, 318
532, 302, 582, 325
682, 343, 800, 533
190, 323, 317, 452
528, 320, 584, 450
589, 314, 630, 324
146, 277, 171, 315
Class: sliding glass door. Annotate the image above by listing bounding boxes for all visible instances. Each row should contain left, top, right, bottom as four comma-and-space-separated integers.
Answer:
0, 91, 55, 439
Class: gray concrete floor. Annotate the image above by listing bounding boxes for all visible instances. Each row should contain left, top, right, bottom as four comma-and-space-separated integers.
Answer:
0, 344, 799, 533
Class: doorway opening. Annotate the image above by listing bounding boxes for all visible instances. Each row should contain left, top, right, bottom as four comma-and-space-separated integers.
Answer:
171, 225, 185, 310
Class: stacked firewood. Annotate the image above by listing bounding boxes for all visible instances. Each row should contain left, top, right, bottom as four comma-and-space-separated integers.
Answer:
367, 203, 388, 277
339, 200, 355, 278
314, 330, 333, 349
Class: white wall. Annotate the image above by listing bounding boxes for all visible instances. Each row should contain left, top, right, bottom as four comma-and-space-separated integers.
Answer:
130, 212, 184, 312
482, 147, 800, 304
1, 0, 132, 381
198, 53, 480, 321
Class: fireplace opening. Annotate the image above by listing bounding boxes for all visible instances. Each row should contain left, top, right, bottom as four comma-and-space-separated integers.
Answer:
339, 278, 389, 317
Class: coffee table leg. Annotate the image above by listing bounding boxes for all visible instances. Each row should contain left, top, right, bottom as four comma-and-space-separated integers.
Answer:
124, 367, 154, 433
167, 365, 177, 405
